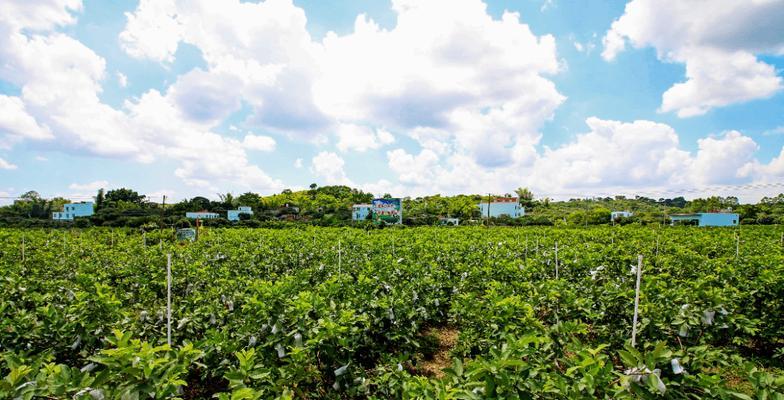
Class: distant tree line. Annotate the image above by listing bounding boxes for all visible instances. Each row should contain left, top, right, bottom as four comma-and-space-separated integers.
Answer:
1, 185, 784, 228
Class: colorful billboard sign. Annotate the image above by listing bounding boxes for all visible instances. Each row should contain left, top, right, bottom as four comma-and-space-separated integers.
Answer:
372, 198, 402, 224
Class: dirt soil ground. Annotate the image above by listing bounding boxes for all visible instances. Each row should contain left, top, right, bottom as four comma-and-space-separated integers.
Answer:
419, 326, 459, 379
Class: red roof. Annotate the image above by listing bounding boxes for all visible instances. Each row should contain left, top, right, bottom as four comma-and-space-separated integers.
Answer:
492, 197, 518, 203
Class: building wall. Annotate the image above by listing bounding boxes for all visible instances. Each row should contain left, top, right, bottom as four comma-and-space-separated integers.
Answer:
352, 205, 371, 221
228, 209, 253, 221
611, 211, 632, 219
478, 202, 524, 218
52, 202, 94, 220
698, 213, 739, 227
186, 212, 220, 219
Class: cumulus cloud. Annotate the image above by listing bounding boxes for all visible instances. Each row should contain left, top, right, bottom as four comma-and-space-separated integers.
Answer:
0, 0, 82, 31
68, 180, 108, 191
0, 0, 283, 192
530, 118, 692, 189
120, 0, 328, 139
336, 124, 394, 152
120, 0, 563, 165
243, 134, 276, 152
3, 0, 781, 199
0, 95, 54, 148
0, 157, 17, 170
311, 151, 352, 185
602, 0, 784, 117
691, 131, 759, 184
116, 72, 128, 87
315, 0, 563, 165
374, 117, 784, 198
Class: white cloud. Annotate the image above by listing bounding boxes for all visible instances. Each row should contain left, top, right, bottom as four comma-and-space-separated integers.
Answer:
0, 0, 283, 193
243, 134, 276, 151
336, 123, 395, 152
119, 0, 182, 63
571, 35, 596, 54
763, 126, 784, 136
115, 0, 565, 191
530, 117, 692, 190
315, 0, 564, 167
120, 0, 327, 139
147, 189, 177, 203
373, 117, 784, 200
116, 72, 128, 87
125, 90, 283, 191
0, 0, 82, 32
3, 0, 780, 200
602, 0, 784, 117
0, 95, 54, 148
311, 151, 352, 185
0, 157, 17, 170
691, 131, 759, 184
35, 155, 48, 161
68, 180, 108, 191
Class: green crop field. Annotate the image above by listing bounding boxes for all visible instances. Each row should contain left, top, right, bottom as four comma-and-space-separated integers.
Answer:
1, 226, 783, 399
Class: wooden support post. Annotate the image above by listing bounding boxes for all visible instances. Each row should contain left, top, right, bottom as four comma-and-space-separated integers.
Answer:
167, 254, 172, 346
631, 255, 643, 347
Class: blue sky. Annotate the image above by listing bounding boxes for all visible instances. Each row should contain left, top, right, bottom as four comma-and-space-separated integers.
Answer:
0, 0, 782, 203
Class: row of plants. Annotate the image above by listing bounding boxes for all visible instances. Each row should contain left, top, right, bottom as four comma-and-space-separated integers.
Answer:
1, 226, 782, 398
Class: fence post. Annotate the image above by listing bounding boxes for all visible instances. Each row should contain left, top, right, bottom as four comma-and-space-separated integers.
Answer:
631, 254, 643, 347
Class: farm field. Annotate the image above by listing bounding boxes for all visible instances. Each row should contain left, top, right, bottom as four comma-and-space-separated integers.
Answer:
1, 226, 783, 399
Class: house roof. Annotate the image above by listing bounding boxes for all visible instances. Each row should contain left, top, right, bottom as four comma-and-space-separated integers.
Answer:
669, 212, 738, 217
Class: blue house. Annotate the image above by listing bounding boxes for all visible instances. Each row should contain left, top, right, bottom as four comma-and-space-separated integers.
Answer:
352, 204, 372, 221
52, 202, 94, 221
478, 197, 525, 218
228, 206, 253, 221
669, 213, 739, 227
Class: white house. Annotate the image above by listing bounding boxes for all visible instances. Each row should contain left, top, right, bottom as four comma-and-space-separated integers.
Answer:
186, 211, 220, 219
611, 211, 633, 220
478, 197, 525, 218
439, 217, 460, 226
670, 213, 739, 227
352, 204, 372, 221
228, 206, 253, 221
53, 202, 94, 220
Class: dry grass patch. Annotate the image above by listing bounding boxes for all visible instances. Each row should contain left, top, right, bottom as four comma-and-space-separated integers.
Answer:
418, 326, 459, 379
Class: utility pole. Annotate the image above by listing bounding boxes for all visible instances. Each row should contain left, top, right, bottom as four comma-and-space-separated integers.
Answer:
486, 193, 492, 227
161, 195, 166, 223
